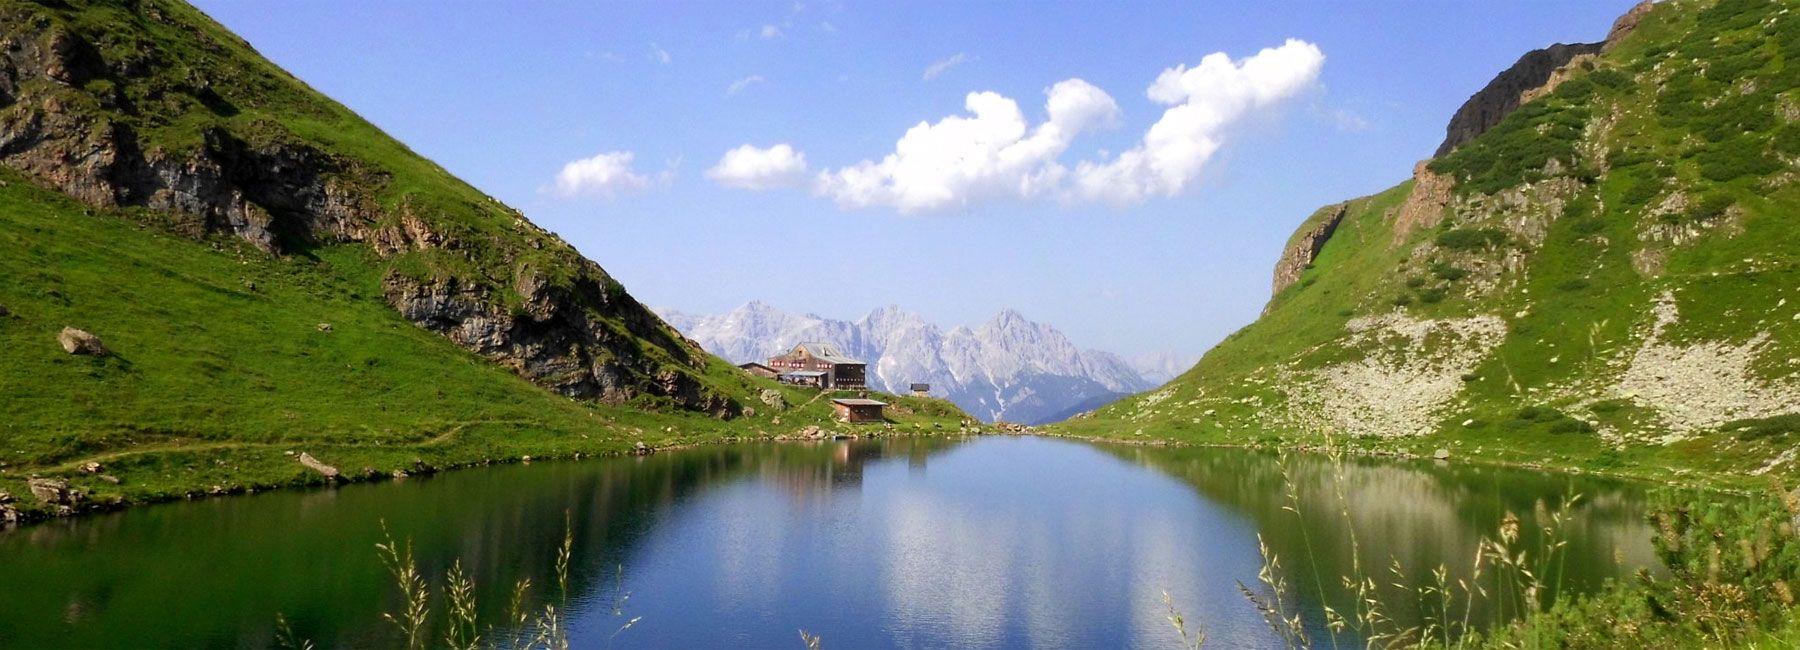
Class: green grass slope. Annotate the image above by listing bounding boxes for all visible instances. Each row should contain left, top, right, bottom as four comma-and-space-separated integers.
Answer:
0, 0, 748, 410
0, 0, 977, 521
1058, 0, 1800, 487
0, 167, 971, 520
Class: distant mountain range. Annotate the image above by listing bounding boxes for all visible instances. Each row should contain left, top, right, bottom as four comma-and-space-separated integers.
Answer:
657, 302, 1192, 424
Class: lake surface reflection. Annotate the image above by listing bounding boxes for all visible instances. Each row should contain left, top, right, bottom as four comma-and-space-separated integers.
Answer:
0, 436, 1657, 648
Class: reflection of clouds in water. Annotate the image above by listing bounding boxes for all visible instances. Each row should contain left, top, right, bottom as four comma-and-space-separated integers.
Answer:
709, 484, 788, 610
883, 492, 1012, 648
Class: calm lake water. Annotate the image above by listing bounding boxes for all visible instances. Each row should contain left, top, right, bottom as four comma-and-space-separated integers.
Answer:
0, 436, 1658, 649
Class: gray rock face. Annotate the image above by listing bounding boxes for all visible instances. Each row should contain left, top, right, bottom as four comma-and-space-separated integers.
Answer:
1433, 42, 1603, 158
660, 302, 1176, 424
0, 4, 734, 416
1430, 2, 1655, 159
26, 477, 75, 505
1270, 203, 1348, 302
57, 327, 106, 355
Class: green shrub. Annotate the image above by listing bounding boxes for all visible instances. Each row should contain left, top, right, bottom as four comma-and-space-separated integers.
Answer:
1589, 399, 1628, 414
1687, 193, 1735, 223
1724, 413, 1800, 441
1569, 218, 1606, 235
1588, 68, 1630, 89
1436, 228, 1508, 251
1696, 136, 1782, 181
1557, 278, 1592, 292
1405, 276, 1426, 289
1774, 124, 1800, 156
1417, 287, 1448, 304
1430, 262, 1469, 282
1429, 100, 1590, 194
1516, 406, 1557, 421
1619, 177, 1663, 207
1548, 417, 1596, 435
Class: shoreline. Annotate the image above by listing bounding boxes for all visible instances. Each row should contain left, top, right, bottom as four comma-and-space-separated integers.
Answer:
2, 419, 1755, 532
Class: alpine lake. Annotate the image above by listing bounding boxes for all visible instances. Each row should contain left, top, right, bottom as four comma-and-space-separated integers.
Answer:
0, 435, 1660, 649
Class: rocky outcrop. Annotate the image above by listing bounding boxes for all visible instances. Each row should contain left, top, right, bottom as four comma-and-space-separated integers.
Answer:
1433, 42, 1602, 158
1603, 1, 1656, 53
1392, 161, 1455, 244
1432, 2, 1656, 158
0, 1, 738, 416
1269, 203, 1347, 300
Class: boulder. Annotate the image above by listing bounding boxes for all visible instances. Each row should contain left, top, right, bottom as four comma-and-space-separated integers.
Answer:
297, 452, 340, 480
316, 322, 333, 332
27, 478, 74, 505
1433, 448, 1452, 461
632, 441, 651, 456
759, 389, 786, 409
57, 327, 108, 355
78, 461, 102, 474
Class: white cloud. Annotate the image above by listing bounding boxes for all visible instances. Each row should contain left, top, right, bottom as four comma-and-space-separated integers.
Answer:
814, 79, 1119, 213
922, 53, 973, 81
550, 151, 666, 199
1073, 39, 1324, 204
726, 74, 766, 96
760, 24, 784, 39
819, 21, 837, 33
707, 144, 809, 191
1316, 103, 1372, 132
648, 44, 671, 64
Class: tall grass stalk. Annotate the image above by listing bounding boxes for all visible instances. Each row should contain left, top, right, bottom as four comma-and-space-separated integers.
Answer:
1162, 591, 1207, 650
284, 514, 617, 650
1236, 439, 1581, 650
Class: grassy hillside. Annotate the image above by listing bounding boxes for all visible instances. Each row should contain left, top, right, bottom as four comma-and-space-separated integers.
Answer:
0, 0, 751, 410
1058, 0, 1800, 488
0, 165, 970, 519
0, 0, 974, 522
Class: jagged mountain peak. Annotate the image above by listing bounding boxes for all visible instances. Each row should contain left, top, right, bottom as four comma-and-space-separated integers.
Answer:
656, 302, 1174, 424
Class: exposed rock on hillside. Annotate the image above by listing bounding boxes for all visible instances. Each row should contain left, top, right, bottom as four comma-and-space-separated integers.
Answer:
1269, 202, 1347, 299
1616, 292, 1797, 439
1289, 313, 1508, 439
0, 0, 734, 414
1433, 1, 1651, 158
1392, 162, 1455, 244
1433, 42, 1602, 157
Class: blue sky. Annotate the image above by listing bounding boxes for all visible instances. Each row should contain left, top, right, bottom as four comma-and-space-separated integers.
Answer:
191, 0, 1639, 359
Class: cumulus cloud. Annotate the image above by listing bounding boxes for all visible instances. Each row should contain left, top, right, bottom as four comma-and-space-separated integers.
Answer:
1073, 39, 1324, 204
550, 151, 666, 199
814, 79, 1119, 213
922, 53, 974, 81
726, 74, 766, 96
707, 144, 809, 190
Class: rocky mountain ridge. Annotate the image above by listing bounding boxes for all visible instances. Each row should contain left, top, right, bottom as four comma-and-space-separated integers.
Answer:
659, 302, 1183, 424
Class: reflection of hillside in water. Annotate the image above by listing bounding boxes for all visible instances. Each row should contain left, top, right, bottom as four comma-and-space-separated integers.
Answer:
0, 436, 971, 648
1110, 445, 1659, 635
752, 437, 950, 500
